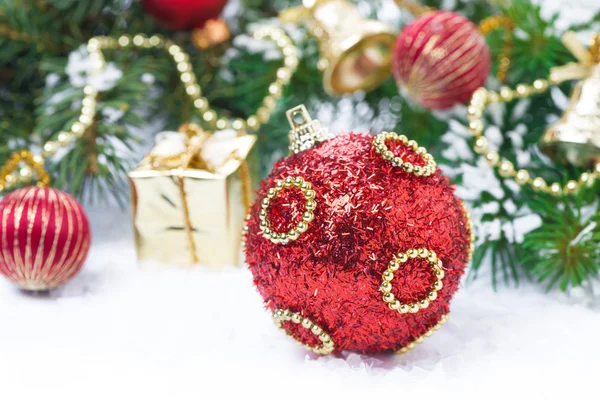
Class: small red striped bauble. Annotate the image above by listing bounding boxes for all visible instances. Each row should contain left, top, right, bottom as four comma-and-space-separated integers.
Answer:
392, 11, 491, 110
0, 187, 91, 291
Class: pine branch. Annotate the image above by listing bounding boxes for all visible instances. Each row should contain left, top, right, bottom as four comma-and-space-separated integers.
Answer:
520, 191, 600, 291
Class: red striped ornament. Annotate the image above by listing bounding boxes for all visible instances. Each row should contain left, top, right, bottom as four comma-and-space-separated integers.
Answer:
0, 187, 91, 291
392, 11, 491, 110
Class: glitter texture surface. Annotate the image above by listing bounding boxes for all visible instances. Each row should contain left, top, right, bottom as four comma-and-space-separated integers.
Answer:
392, 11, 491, 110
245, 132, 471, 354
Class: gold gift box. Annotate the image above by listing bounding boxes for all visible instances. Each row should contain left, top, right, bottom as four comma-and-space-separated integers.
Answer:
129, 127, 257, 267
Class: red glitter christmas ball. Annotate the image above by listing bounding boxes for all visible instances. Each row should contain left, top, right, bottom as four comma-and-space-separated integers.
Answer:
244, 128, 472, 355
0, 187, 91, 291
142, 0, 228, 30
392, 10, 491, 110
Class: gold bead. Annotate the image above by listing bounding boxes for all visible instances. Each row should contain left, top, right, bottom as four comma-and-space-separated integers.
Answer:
185, 84, 200, 97
42, 141, 58, 157
256, 107, 270, 123
533, 79, 548, 92
532, 177, 547, 191
284, 56, 299, 69
149, 35, 162, 46
194, 97, 208, 111
203, 110, 216, 122
276, 68, 290, 82
515, 169, 530, 185
232, 119, 245, 131
467, 105, 482, 119
550, 182, 562, 196
33, 155, 45, 166
498, 160, 514, 177
247, 116, 259, 129
565, 180, 578, 194
381, 281, 392, 293
499, 86, 513, 101
487, 91, 500, 104
132, 34, 145, 46
216, 118, 228, 130
474, 136, 488, 154
516, 84, 530, 97
485, 152, 499, 166
382, 270, 394, 282
469, 120, 483, 135
83, 86, 97, 97
118, 35, 130, 47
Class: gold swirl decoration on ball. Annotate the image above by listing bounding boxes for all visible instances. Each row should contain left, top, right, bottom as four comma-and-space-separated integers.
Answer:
259, 176, 316, 244
273, 309, 335, 355
373, 132, 437, 177
395, 314, 449, 354
380, 248, 444, 314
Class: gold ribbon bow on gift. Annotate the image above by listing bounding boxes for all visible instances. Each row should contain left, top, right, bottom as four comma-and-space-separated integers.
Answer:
130, 124, 256, 266
550, 31, 600, 83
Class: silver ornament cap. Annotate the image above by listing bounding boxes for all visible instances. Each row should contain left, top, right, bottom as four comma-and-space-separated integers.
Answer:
286, 104, 333, 154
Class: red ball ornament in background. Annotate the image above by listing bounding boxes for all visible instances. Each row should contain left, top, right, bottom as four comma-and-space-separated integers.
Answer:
244, 106, 472, 355
0, 187, 91, 291
142, 0, 228, 30
392, 10, 491, 110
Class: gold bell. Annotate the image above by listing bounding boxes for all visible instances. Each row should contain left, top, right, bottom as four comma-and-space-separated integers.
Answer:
283, 0, 396, 95
540, 65, 600, 167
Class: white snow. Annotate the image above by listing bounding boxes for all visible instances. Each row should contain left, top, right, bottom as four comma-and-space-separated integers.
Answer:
2, 0, 600, 399
66, 46, 123, 91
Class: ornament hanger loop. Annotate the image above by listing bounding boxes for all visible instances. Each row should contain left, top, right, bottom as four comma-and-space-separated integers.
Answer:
286, 104, 333, 154
380, 248, 445, 314
273, 309, 335, 355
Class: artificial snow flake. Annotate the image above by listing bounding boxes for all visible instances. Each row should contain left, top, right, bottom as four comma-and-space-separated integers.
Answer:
66, 46, 123, 91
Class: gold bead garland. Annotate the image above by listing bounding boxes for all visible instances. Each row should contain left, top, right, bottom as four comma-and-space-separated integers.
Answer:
373, 132, 437, 177
395, 314, 449, 354
1, 27, 299, 194
380, 248, 444, 314
467, 79, 599, 197
259, 176, 316, 244
273, 309, 335, 355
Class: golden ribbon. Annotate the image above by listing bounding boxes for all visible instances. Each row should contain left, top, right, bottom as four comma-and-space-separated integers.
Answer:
550, 31, 600, 83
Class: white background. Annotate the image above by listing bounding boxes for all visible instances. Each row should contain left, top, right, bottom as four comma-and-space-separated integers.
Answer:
2, 1, 600, 399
